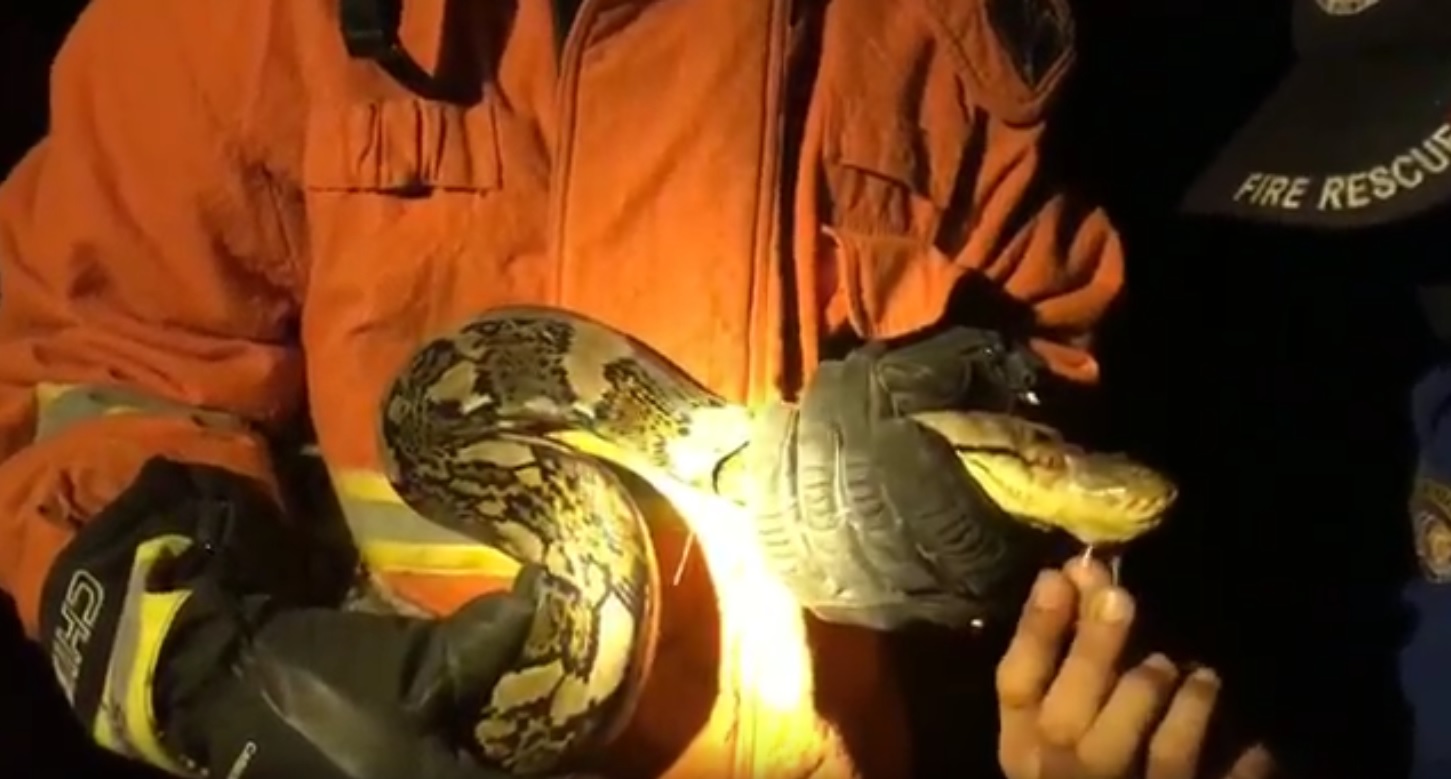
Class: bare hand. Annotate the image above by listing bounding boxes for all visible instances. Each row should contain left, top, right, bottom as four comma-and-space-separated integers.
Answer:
994, 558, 1275, 779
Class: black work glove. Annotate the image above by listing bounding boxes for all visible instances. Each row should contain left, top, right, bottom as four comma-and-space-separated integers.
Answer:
39, 457, 542, 779
747, 326, 1054, 630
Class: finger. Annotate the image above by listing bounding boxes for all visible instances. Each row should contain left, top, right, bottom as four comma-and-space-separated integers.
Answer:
1146, 667, 1223, 779
1036, 586, 1135, 747
422, 567, 542, 713
1074, 653, 1182, 778
997, 571, 1079, 709
1222, 743, 1276, 779
1064, 555, 1113, 621
996, 570, 1078, 776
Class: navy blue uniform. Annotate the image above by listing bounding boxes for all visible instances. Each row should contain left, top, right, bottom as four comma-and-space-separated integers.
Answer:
1405, 365, 1451, 777
1184, 0, 1451, 775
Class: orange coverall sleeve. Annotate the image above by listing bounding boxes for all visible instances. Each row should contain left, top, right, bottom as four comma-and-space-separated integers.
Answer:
0, 0, 305, 636
813, 23, 1123, 386
968, 118, 1124, 385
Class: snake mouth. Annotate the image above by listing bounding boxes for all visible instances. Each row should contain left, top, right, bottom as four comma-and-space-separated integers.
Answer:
908, 411, 1176, 544
954, 445, 1177, 546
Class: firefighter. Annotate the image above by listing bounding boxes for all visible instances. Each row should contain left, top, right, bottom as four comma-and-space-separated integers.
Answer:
0, 0, 1240, 776
1184, 0, 1451, 776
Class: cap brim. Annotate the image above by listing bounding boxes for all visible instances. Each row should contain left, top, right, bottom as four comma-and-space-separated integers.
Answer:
1182, 52, 1451, 228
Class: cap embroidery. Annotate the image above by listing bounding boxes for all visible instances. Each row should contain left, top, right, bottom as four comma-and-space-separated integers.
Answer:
1228, 122, 1451, 213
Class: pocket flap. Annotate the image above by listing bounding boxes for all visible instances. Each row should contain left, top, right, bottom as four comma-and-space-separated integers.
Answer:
828, 105, 955, 209
303, 98, 501, 193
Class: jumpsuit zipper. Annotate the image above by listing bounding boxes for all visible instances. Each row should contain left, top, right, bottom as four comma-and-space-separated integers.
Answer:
551, 0, 586, 61
550, 4, 799, 775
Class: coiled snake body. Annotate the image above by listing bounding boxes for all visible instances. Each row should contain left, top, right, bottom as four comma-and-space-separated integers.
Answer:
379, 306, 1176, 775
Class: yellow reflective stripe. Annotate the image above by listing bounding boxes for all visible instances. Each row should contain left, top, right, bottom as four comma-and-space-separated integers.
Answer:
91, 701, 124, 758
33, 382, 243, 443
332, 469, 411, 505
327, 430, 684, 580
330, 469, 520, 578
121, 590, 195, 776
35, 382, 69, 407
358, 539, 523, 577
94, 535, 199, 777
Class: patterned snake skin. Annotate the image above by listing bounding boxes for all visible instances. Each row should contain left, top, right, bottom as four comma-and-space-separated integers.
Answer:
379, 306, 1177, 774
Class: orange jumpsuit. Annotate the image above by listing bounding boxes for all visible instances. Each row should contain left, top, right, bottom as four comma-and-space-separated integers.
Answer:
0, 0, 1122, 776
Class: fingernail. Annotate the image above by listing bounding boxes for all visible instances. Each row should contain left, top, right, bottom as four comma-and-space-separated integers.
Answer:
1143, 652, 1176, 672
1031, 571, 1067, 609
1093, 588, 1132, 623
1066, 555, 1103, 587
1189, 666, 1221, 686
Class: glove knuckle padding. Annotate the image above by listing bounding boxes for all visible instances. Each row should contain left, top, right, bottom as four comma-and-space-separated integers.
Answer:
773, 360, 926, 615
871, 420, 1016, 600
748, 334, 1041, 630
868, 326, 1035, 415
747, 402, 816, 585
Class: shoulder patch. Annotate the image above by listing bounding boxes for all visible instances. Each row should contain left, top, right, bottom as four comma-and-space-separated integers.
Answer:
983, 0, 1073, 91
1412, 474, 1451, 583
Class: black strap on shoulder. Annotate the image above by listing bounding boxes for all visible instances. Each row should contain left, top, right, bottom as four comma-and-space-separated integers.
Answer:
338, 0, 446, 98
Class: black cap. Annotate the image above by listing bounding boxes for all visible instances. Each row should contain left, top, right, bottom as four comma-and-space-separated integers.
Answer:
1182, 0, 1451, 228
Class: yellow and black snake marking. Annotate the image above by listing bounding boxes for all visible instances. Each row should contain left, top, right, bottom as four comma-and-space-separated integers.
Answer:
379, 307, 751, 775
379, 306, 1178, 774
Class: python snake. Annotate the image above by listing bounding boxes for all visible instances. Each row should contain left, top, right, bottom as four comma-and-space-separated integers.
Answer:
378, 306, 1177, 775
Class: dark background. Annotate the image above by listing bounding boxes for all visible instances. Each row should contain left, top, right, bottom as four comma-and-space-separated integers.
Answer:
0, 2, 1432, 778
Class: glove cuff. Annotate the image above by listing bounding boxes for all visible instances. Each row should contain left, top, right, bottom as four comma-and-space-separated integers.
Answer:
38, 457, 283, 777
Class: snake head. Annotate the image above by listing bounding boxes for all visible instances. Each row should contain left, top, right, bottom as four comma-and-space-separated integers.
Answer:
910, 410, 1179, 545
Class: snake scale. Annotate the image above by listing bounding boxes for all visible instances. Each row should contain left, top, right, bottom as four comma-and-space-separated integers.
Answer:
378, 306, 1177, 775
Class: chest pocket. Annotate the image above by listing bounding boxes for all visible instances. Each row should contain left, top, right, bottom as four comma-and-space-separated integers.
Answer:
814, 0, 1074, 340
303, 98, 501, 194
297, 93, 553, 391
297, 95, 557, 471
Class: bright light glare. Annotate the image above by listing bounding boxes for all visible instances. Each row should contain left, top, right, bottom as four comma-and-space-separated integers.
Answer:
552, 431, 836, 775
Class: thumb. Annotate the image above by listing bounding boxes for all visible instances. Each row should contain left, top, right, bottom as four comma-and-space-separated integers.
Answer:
412, 565, 542, 718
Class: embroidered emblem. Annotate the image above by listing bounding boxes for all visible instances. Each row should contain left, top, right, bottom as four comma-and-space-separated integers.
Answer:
1315, 0, 1381, 16
984, 0, 1073, 90
1411, 474, 1451, 582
